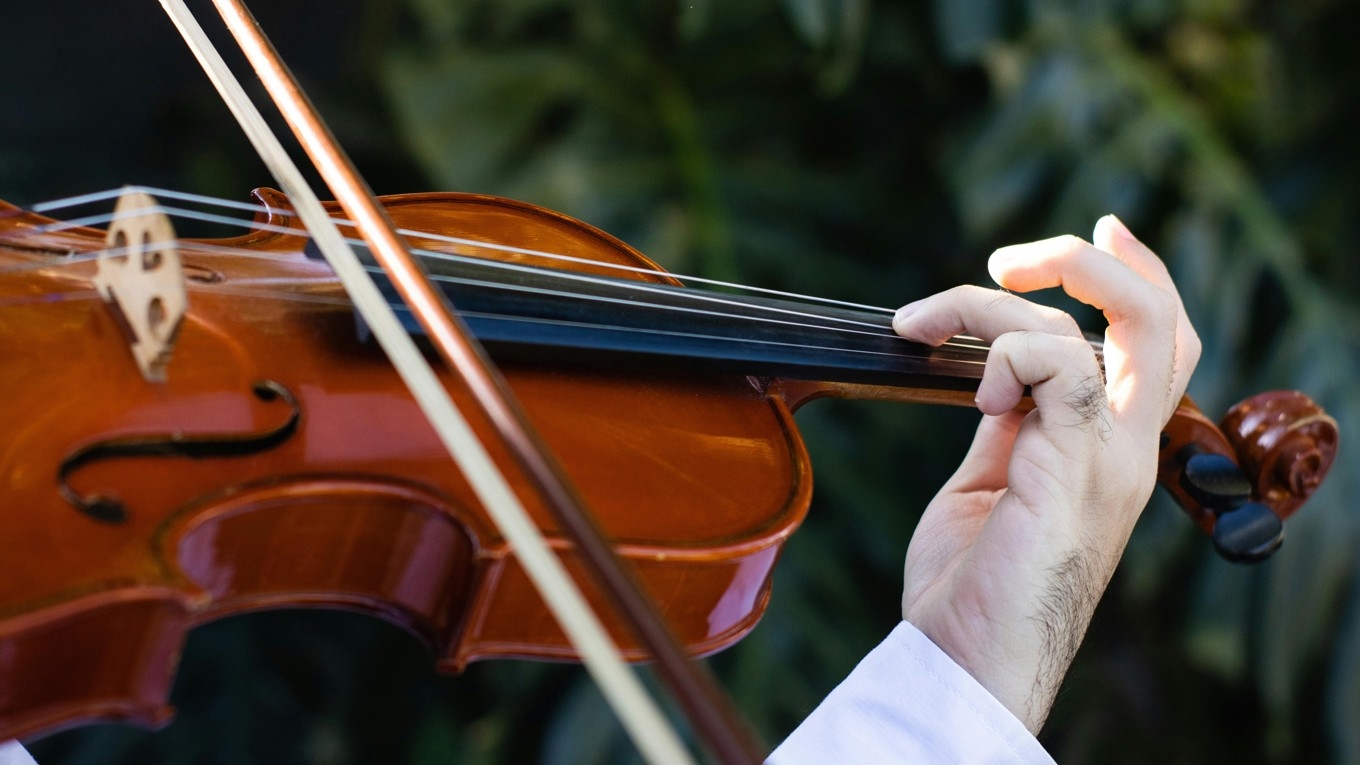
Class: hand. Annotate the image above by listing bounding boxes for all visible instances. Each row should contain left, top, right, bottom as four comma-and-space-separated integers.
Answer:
890, 216, 1200, 733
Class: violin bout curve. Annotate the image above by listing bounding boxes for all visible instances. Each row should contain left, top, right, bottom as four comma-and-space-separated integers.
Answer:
0, 190, 814, 742
0, 587, 193, 740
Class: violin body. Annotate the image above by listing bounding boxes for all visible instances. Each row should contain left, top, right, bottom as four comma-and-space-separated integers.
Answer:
0, 191, 812, 740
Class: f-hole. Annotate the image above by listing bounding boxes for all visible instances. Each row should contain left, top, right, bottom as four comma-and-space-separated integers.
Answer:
58, 380, 303, 523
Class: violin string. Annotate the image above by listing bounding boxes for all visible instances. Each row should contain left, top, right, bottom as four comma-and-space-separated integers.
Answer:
446, 310, 974, 363
20, 200, 911, 341
387, 268, 909, 342
23, 188, 1100, 364
0, 241, 981, 368
0, 272, 1072, 377
31, 185, 897, 314
10, 192, 1102, 365
26, 204, 302, 241
400, 247, 892, 329
0, 236, 1056, 368
232, 206, 900, 333
25, 202, 898, 339
0, 289, 104, 308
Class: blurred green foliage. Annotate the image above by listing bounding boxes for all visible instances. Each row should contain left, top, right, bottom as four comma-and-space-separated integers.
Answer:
8, 0, 1360, 763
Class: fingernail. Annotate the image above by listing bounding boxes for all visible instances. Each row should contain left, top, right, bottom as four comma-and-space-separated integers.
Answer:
987, 247, 1016, 286
1105, 214, 1137, 242
989, 244, 1018, 265
893, 302, 920, 329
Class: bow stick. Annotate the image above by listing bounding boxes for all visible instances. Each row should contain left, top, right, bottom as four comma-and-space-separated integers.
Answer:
157, 0, 764, 762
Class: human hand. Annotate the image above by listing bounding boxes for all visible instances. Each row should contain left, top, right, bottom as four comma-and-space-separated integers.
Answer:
891, 216, 1200, 733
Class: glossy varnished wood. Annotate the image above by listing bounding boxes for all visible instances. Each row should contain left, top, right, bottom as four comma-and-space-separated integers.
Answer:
0, 193, 810, 739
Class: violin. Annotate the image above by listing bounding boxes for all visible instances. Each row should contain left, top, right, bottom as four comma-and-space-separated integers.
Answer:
0, 183, 1338, 744
0, 1, 1340, 760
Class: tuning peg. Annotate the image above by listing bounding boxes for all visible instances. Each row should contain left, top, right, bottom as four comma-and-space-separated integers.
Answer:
1179, 452, 1251, 509
1176, 450, 1284, 563
1212, 501, 1284, 563
1157, 392, 1334, 564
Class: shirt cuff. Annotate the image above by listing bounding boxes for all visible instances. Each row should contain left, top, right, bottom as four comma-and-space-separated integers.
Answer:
0, 741, 36, 765
767, 621, 1055, 764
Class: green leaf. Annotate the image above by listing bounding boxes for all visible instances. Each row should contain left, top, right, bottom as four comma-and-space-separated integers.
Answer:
932, 0, 1005, 63
782, 0, 835, 48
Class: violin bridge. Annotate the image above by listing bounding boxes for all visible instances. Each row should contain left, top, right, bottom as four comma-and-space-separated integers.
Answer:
94, 189, 187, 383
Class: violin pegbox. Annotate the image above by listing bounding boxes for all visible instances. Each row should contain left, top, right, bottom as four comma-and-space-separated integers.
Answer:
94, 189, 187, 383
1158, 391, 1338, 563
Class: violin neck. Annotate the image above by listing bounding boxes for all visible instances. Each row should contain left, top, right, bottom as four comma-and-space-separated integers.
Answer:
352, 247, 991, 398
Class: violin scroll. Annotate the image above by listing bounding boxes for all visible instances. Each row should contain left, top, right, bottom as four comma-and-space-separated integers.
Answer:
1158, 391, 1338, 563
1219, 391, 1338, 521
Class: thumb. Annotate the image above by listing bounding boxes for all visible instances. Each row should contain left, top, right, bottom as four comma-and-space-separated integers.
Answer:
939, 410, 1025, 495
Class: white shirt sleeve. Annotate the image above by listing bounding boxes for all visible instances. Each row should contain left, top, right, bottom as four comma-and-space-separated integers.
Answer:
0, 741, 36, 765
0, 623, 1053, 765
767, 621, 1055, 764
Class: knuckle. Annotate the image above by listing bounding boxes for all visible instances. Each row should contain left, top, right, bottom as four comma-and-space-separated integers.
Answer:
1055, 234, 1088, 254
990, 331, 1098, 376
1123, 281, 1177, 328
989, 329, 1028, 355
1150, 287, 1178, 321
951, 284, 998, 303
1059, 334, 1100, 369
1058, 332, 1094, 352
1144, 254, 1174, 284
1042, 309, 1083, 339
930, 284, 988, 317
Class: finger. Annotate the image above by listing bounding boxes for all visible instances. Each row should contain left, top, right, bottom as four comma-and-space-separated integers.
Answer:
986, 234, 1178, 427
977, 331, 1108, 434
893, 285, 1085, 347
904, 411, 1024, 588
938, 410, 1025, 496
1091, 216, 1174, 293
1092, 215, 1201, 405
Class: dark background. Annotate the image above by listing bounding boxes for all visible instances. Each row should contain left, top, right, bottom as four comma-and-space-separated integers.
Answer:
5, 0, 1359, 762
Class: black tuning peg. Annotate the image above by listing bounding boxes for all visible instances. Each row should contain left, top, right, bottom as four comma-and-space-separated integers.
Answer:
1179, 452, 1251, 509
1212, 502, 1284, 563
1177, 450, 1284, 563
